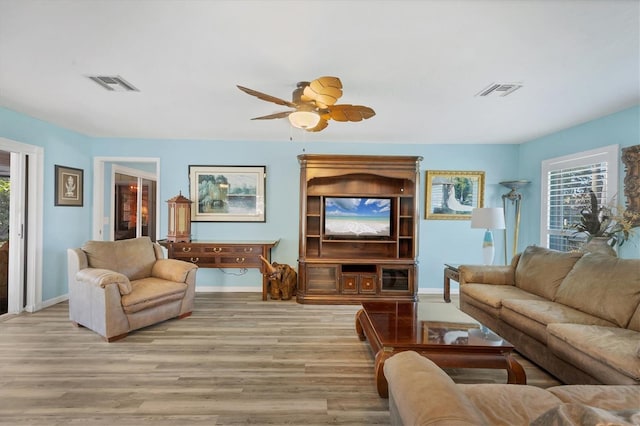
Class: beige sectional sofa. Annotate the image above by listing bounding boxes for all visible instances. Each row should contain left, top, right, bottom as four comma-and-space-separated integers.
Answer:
385, 350, 640, 426
459, 245, 640, 385
67, 237, 198, 341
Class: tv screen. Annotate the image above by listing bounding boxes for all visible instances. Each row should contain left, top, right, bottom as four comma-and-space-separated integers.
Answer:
324, 197, 391, 238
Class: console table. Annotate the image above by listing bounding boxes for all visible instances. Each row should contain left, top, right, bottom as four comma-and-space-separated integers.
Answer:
158, 240, 279, 301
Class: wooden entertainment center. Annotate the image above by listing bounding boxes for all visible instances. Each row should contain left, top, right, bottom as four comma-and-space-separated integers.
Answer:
297, 154, 422, 304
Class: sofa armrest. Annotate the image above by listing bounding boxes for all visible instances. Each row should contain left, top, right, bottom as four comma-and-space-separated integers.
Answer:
152, 259, 198, 283
384, 351, 486, 425
458, 265, 515, 286
75, 268, 132, 295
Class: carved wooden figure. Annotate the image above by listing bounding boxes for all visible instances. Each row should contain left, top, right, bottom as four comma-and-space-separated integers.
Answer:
622, 144, 640, 226
259, 256, 297, 300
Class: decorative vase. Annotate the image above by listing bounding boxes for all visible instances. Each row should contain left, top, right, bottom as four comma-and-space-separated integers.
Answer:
582, 237, 617, 257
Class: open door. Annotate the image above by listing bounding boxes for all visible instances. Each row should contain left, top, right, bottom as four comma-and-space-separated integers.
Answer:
0, 138, 43, 315
92, 157, 159, 242
114, 172, 156, 240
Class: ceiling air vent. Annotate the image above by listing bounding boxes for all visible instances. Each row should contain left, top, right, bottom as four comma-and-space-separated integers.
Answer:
476, 82, 522, 97
88, 75, 139, 92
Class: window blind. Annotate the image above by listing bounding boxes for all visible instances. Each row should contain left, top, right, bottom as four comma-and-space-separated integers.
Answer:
540, 145, 618, 252
547, 162, 608, 251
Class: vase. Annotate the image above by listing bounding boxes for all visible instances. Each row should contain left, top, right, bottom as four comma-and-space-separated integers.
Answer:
582, 237, 617, 257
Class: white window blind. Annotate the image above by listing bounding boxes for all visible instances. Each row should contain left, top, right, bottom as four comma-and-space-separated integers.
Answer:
540, 145, 619, 251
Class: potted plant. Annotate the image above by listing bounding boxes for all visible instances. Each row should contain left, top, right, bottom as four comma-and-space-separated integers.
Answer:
573, 190, 639, 254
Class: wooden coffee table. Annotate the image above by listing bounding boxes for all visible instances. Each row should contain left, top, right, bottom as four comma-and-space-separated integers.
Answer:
355, 301, 526, 397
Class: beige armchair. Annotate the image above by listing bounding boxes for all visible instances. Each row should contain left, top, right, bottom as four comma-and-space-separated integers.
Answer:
67, 236, 198, 341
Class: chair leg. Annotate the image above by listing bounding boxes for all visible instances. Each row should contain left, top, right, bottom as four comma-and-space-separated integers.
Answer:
105, 333, 128, 343
178, 312, 192, 319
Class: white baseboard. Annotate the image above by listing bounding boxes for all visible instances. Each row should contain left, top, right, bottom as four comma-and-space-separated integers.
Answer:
195, 287, 456, 295
195, 286, 260, 293
417, 288, 458, 295
29, 293, 69, 312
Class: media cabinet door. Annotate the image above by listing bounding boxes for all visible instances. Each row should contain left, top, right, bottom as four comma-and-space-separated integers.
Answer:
305, 264, 340, 294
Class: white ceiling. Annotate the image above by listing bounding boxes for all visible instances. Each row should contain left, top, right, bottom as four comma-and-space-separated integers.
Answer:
0, 0, 638, 144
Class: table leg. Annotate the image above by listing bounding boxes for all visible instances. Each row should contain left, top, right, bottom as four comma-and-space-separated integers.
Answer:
505, 353, 527, 385
443, 270, 451, 303
374, 349, 393, 398
355, 309, 366, 341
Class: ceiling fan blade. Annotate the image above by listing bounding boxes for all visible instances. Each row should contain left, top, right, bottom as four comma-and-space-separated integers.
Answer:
301, 76, 343, 107
306, 118, 329, 132
324, 104, 376, 122
251, 111, 292, 120
237, 85, 297, 108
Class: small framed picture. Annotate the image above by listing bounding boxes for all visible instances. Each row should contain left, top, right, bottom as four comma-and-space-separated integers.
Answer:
55, 165, 83, 207
425, 170, 484, 220
189, 165, 266, 222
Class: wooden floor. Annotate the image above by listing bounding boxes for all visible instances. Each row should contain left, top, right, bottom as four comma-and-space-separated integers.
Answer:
0, 293, 560, 425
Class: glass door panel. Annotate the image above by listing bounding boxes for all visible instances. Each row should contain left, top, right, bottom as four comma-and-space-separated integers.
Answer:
114, 173, 157, 241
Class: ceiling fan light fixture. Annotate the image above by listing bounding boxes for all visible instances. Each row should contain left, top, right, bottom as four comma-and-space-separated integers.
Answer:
288, 110, 320, 130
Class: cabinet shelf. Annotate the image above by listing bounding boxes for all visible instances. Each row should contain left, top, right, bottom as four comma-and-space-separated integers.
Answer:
322, 239, 396, 244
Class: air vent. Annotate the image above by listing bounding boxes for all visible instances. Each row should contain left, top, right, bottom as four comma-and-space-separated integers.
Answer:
88, 75, 139, 92
476, 82, 523, 97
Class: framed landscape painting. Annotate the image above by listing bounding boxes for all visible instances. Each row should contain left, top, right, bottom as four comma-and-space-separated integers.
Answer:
189, 165, 266, 222
425, 170, 484, 220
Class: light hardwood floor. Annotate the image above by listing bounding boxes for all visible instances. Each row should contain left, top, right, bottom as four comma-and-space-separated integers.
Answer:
0, 293, 560, 425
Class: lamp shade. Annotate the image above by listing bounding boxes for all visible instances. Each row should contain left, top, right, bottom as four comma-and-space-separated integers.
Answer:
288, 110, 320, 130
471, 207, 506, 230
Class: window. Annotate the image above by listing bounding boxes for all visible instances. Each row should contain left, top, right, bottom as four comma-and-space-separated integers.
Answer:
540, 145, 619, 251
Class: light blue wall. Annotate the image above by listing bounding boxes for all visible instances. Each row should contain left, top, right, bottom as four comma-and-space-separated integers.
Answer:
0, 107, 93, 300
90, 138, 519, 291
1, 104, 637, 303
517, 105, 640, 259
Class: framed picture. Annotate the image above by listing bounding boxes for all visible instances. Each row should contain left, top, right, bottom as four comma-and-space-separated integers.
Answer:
189, 165, 266, 222
54, 165, 83, 207
425, 170, 484, 220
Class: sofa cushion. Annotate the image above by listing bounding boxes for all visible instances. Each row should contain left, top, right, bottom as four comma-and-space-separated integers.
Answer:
82, 237, 157, 281
530, 403, 640, 426
514, 246, 583, 300
461, 283, 546, 318
460, 384, 563, 425
554, 253, 640, 328
627, 303, 640, 333
500, 299, 615, 344
547, 323, 640, 383
547, 385, 640, 411
120, 278, 188, 314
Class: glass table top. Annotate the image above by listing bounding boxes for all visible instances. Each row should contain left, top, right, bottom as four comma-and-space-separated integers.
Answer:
361, 301, 511, 348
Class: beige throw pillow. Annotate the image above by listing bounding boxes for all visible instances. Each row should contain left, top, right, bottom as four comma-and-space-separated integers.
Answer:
554, 253, 640, 328
514, 246, 583, 300
83, 237, 156, 281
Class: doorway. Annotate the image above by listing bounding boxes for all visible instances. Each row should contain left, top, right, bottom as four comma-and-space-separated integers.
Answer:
113, 170, 157, 241
93, 157, 160, 241
0, 151, 9, 314
0, 138, 43, 315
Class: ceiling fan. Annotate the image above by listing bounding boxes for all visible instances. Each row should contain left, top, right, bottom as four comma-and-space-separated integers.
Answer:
237, 76, 375, 132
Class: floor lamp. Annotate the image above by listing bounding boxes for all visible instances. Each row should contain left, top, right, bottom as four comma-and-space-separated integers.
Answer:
500, 180, 530, 264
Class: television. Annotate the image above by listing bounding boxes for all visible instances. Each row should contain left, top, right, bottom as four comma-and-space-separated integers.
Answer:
324, 197, 392, 238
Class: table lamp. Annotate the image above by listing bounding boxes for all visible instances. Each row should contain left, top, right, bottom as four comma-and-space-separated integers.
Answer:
471, 207, 506, 265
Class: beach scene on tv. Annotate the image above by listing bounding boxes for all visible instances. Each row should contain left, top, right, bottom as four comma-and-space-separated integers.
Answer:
324, 197, 391, 237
